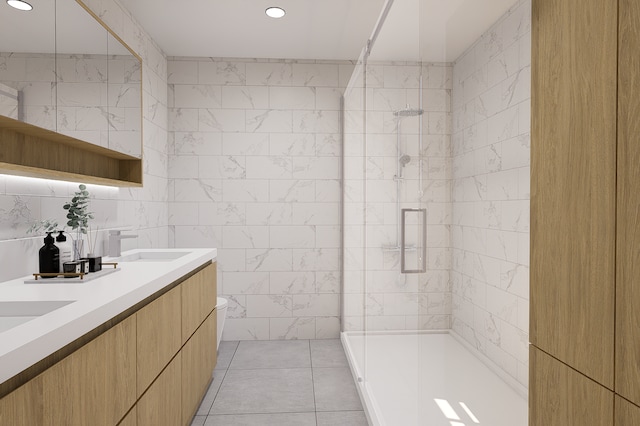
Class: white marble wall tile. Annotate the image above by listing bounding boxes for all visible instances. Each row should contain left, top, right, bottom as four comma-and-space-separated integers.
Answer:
173, 132, 222, 155
292, 110, 339, 133
247, 295, 292, 318
292, 63, 339, 87
270, 317, 316, 339
316, 317, 340, 339
269, 180, 315, 202
246, 156, 293, 179
221, 86, 269, 109
270, 271, 316, 294
167, 60, 197, 84
223, 133, 269, 156
174, 179, 222, 202
293, 294, 340, 316
451, 0, 531, 386
292, 157, 340, 180
199, 202, 245, 226
223, 180, 269, 202
199, 109, 246, 132
223, 272, 270, 294
223, 319, 270, 341
245, 62, 293, 86
198, 61, 246, 85
270, 226, 316, 248
223, 226, 269, 249
270, 133, 316, 156
269, 87, 316, 110
245, 203, 293, 225
246, 248, 292, 272
173, 85, 221, 108
198, 156, 246, 179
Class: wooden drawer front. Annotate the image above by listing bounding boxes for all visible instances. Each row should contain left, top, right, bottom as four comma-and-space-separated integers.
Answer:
182, 262, 217, 343
137, 353, 181, 426
42, 315, 136, 426
0, 376, 43, 426
530, 346, 613, 426
615, 396, 640, 426
181, 312, 217, 425
137, 285, 182, 397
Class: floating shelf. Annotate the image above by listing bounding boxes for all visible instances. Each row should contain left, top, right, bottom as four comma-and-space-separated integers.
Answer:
0, 115, 142, 187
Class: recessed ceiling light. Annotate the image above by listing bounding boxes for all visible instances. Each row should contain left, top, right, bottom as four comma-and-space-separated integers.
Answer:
265, 6, 285, 19
6, 0, 32, 10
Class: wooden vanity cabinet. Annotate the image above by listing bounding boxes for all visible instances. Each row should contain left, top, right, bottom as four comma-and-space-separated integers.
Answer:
0, 261, 217, 426
137, 353, 182, 426
136, 284, 182, 397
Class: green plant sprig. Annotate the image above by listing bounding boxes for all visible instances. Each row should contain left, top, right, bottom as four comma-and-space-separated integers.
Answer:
63, 184, 94, 235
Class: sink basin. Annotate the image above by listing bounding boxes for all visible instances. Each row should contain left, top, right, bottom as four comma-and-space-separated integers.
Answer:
0, 300, 75, 333
114, 251, 188, 263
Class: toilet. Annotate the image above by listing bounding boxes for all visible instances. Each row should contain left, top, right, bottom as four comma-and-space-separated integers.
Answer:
215, 297, 228, 350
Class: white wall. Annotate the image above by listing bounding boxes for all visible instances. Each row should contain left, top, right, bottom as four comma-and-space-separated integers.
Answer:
0, 0, 169, 283
451, 0, 531, 388
167, 57, 354, 340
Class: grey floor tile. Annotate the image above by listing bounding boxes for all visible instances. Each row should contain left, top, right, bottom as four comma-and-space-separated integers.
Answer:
316, 411, 368, 426
211, 368, 315, 414
229, 340, 311, 369
313, 368, 363, 412
190, 415, 207, 426
205, 412, 316, 426
310, 339, 349, 368
217, 341, 240, 369
196, 369, 228, 415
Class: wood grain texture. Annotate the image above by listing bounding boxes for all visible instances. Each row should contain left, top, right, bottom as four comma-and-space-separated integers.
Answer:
616, 0, 640, 406
181, 312, 217, 425
530, 0, 617, 387
0, 115, 143, 186
137, 285, 182, 397
615, 396, 640, 426
530, 346, 614, 426
118, 406, 137, 426
181, 262, 216, 343
0, 376, 43, 426
42, 316, 136, 426
137, 353, 182, 426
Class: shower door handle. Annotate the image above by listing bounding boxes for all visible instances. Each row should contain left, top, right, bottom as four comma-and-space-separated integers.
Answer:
401, 208, 426, 274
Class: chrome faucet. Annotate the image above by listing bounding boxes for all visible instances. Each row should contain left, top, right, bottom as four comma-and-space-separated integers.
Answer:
108, 230, 138, 257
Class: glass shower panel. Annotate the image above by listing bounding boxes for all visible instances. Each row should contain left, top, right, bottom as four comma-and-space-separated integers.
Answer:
341, 48, 367, 380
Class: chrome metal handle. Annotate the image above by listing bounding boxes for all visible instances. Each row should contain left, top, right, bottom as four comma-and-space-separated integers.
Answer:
401, 208, 426, 274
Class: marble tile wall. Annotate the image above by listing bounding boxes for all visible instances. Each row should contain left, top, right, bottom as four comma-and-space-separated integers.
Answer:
0, 53, 142, 157
167, 57, 355, 340
343, 61, 452, 332
450, 0, 531, 388
0, 0, 169, 282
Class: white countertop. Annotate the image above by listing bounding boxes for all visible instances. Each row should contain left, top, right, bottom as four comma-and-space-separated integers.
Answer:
0, 248, 217, 385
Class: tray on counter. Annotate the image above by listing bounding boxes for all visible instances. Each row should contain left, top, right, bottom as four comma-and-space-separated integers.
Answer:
24, 267, 121, 284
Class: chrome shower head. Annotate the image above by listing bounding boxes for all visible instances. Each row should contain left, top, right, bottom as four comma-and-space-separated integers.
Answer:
399, 154, 411, 166
394, 108, 424, 117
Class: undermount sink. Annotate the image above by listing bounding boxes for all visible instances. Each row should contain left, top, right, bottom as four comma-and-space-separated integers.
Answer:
0, 300, 75, 333
114, 251, 188, 263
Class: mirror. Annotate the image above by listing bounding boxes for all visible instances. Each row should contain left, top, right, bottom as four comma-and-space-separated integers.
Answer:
0, 0, 142, 160
0, 0, 56, 131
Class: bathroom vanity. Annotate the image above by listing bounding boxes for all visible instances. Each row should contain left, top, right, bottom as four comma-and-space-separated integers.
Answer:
0, 248, 217, 426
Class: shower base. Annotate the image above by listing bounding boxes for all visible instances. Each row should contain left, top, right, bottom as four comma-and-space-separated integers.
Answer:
341, 331, 528, 426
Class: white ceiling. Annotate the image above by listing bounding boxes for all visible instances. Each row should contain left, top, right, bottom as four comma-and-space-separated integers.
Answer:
1, 0, 519, 62
121, 0, 519, 62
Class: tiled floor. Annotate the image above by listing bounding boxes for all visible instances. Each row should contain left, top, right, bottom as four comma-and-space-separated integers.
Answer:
191, 339, 368, 426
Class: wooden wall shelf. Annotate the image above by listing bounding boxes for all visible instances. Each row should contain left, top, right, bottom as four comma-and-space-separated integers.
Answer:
0, 116, 142, 187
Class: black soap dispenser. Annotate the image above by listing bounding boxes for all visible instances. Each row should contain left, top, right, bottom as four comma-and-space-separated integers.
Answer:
39, 232, 60, 278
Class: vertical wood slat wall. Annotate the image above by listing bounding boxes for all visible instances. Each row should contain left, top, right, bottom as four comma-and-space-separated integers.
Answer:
531, 0, 640, 423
